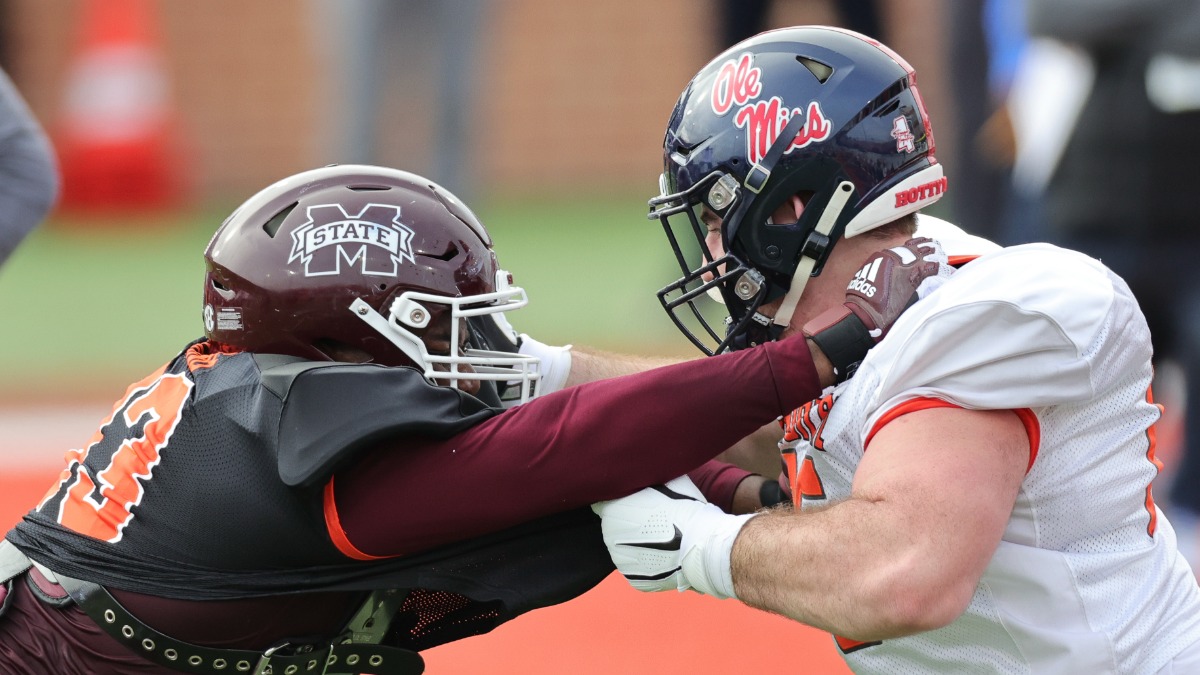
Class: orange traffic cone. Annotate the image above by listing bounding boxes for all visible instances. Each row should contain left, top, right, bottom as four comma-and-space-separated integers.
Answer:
53, 0, 189, 214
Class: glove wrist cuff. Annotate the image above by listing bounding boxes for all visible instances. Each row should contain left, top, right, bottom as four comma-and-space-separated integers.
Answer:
517, 334, 573, 395
803, 306, 874, 384
683, 513, 755, 600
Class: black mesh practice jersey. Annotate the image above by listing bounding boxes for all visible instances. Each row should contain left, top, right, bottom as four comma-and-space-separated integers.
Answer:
7, 340, 608, 604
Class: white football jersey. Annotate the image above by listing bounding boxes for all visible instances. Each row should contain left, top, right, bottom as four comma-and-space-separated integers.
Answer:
782, 218, 1200, 674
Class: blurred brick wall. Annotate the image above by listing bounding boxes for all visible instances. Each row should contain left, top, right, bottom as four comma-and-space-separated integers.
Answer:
5, 0, 321, 201
2, 0, 951, 203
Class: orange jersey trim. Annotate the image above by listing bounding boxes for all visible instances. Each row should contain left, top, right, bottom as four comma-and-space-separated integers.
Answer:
948, 254, 979, 267
835, 634, 882, 654
865, 397, 1040, 474
323, 477, 390, 561
185, 340, 242, 372
1145, 386, 1164, 537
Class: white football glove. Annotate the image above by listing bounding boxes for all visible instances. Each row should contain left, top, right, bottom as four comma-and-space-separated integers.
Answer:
591, 475, 755, 599
482, 311, 574, 405
517, 333, 572, 396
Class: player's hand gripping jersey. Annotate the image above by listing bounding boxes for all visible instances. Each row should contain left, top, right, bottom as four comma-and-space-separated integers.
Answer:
780, 218, 1200, 674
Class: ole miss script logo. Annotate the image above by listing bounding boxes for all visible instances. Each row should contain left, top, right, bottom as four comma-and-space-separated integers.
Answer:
709, 53, 833, 165
288, 203, 415, 277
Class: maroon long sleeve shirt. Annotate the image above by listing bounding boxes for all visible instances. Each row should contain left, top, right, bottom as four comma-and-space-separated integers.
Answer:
329, 334, 820, 558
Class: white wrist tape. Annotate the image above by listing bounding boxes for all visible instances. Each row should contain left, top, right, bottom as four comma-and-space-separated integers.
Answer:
681, 511, 755, 599
518, 334, 573, 395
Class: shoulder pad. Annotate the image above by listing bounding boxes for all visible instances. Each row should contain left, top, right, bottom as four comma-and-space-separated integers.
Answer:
255, 356, 498, 488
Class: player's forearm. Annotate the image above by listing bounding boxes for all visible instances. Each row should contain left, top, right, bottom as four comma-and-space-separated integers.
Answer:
687, 460, 754, 514
563, 346, 686, 387
566, 340, 837, 388
730, 500, 971, 641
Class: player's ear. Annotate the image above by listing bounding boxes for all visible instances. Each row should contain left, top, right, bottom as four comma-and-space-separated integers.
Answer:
768, 194, 805, 225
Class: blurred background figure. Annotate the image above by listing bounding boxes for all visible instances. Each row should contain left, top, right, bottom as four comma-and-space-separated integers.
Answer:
1027, 0, 1200, 565
0, 65, 58, 268
310, 0, 492, 203
946, 0, 1094, 247
717, 0, 882, 47
943, 0, 1026, 244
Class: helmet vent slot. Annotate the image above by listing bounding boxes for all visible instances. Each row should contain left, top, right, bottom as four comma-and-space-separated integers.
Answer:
423, 242, 460, 262
262, 203, 298, 238
875, 100, 901, 117
348, 185, 390, 191
796, 56, 833, 83
209, 277, 235, 300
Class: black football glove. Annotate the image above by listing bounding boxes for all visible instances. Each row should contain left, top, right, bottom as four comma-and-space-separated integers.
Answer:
758, 477, 791, 509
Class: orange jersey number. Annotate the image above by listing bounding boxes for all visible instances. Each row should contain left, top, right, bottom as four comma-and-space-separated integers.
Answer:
38, 370, 192, 542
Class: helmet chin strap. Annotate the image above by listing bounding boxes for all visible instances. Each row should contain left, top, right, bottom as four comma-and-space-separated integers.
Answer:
771, 181, 856, 329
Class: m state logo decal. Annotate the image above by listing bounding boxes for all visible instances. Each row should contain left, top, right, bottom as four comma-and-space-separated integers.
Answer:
288, 203, 416, 277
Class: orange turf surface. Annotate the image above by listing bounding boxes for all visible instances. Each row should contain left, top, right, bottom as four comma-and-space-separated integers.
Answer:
2, 469, 850, 674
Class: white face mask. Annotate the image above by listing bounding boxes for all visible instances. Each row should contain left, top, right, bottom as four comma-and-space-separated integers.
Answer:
349, 270, 542, 403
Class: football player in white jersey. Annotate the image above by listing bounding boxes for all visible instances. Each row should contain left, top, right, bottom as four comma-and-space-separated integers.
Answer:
593, 26, 1200, 674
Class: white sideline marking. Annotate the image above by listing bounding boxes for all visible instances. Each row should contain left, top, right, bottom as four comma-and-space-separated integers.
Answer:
0, 404, 106, 471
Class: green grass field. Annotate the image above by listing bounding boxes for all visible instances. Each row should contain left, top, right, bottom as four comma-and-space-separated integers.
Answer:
0, 192, 696, 400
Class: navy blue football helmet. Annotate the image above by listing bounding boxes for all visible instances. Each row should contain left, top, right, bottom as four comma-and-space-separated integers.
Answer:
650, 26, 946, 354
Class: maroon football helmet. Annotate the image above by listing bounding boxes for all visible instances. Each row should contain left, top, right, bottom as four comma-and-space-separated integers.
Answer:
203, 165, 540, 400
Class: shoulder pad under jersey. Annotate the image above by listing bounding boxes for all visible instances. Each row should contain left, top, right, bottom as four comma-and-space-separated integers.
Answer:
256, 355, 499, 488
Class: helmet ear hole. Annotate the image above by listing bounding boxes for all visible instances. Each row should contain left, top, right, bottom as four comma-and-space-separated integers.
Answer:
312, 338, 373, 364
